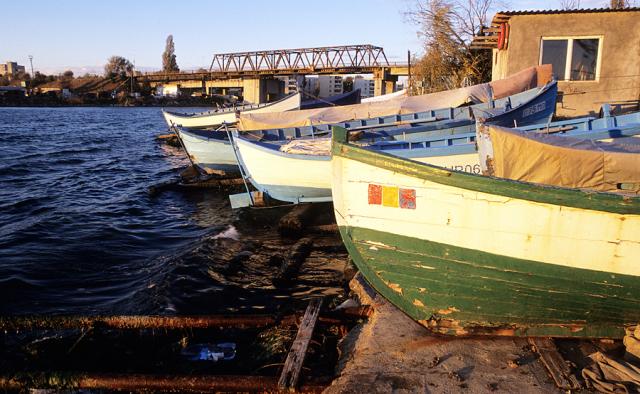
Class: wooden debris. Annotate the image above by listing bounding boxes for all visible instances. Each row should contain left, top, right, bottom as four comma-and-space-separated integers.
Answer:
529, 337, 581, 390
156, 133, 181, 147
177, 177, 245, 189
279, 298, 323, 391
306, 224, 338, 234
0, 372, 327, 393
278, 204, 315, 237
273, 238, 313, 286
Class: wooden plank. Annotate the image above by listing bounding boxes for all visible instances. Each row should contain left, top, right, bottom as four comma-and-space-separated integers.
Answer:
278, 298, 323, 391
540, 125, 577, 134
529, 338, 581, 390
472, 36, 499, 41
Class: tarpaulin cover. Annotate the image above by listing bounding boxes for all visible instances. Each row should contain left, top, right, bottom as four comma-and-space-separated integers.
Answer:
477, 124, 640, 194
361, 89, 407, 103
279, 138, 331, 156
238, 65, 553, 131
581, 326, 640, 393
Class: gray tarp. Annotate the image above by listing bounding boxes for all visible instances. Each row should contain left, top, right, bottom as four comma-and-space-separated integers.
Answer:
238, 65, 552, 130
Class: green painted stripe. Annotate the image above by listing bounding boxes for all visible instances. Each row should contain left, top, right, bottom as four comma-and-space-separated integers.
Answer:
340, 225, 640, 338
360, 242, 639, 301
331, 126, 640, 214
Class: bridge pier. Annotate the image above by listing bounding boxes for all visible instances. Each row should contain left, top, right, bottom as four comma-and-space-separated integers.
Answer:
373, 68, 398, 97
241, 78, 284, 104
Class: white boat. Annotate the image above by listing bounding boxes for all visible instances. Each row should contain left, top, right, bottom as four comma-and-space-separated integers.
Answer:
162, 92, 301, 129
175, 128, 239, 174
232, 82, 558, 203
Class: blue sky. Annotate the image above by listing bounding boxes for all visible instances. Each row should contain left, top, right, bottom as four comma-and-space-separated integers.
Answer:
3, 0, 606, 73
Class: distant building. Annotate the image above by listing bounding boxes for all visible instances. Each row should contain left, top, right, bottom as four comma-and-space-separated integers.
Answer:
0, 61, 26, 76
353, 76, 376, 98
276, 76, 302, 94
471, 8, 640, 116
156, 84, 180, 97
299, 76, 318, 98
318, 75, 343, 97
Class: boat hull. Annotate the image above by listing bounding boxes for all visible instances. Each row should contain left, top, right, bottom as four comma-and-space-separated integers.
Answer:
176, 128, 238, 173
234, 137, 333, 203
331, 127, 640, 338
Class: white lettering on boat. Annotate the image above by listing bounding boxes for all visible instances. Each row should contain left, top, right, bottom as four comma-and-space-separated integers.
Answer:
443, 164, 482, 174
522, 101, 546, 118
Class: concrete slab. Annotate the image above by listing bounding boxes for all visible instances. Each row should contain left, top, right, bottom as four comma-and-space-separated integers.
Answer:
324, 273, 560, 393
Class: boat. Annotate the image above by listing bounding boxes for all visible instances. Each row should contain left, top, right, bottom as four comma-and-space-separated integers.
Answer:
330, 123, 640, 339
237, 65, 553, 130
177, 80, 554, 175
161, 92, 301, 129
232, 81, 559, 203
300, 89, 361, 109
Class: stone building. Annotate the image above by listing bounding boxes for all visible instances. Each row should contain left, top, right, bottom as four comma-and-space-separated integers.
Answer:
471, 8, 640, 117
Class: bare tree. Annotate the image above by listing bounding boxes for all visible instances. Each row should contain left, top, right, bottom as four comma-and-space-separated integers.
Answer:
407, 0, 498, 93
162, 35, 179, 73
608, 0, 635, 7
559, 0, 581, 9
104, 56, 133, 78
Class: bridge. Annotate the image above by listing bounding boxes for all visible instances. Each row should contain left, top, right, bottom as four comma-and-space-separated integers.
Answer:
136, 45, 409, 103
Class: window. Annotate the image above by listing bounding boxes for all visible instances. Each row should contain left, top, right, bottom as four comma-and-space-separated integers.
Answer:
540, 37, 601, 81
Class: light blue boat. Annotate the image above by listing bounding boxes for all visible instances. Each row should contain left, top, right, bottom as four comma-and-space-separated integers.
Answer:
233, 105, 640, 203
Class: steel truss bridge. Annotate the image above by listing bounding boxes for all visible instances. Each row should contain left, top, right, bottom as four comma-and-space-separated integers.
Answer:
138, 45, 407, 82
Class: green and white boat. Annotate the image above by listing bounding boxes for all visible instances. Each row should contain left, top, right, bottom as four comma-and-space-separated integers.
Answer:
330, 124, 640, 338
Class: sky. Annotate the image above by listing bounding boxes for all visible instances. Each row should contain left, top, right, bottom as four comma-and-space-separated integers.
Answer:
3, 0, 608, 74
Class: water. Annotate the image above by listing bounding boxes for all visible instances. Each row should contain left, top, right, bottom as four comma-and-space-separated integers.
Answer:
0, 107, 346, 317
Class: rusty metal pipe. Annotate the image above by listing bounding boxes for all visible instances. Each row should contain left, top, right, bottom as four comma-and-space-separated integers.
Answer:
0, 315, 279, 331
0, 307, 371, 332
0, 373, 327, 393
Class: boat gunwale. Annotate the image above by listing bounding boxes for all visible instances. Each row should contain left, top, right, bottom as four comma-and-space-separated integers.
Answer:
161, 92, 301, 119
331, 125, 640, 214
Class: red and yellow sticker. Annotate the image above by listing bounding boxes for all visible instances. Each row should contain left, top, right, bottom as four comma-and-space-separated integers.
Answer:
368, 184, 415, 209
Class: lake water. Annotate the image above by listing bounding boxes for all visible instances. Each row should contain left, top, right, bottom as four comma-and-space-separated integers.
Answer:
0, 107, 344, 317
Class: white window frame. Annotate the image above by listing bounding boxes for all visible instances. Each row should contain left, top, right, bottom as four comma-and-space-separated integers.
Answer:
539, 36, 604, 82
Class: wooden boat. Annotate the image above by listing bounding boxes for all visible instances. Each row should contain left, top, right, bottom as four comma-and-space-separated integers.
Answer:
300, 89, 361, 109
162, 92, 301, 129
330, 123, 640, 339
173, 128, 238, 174
174, 107, 445, 174
233, 82, 559, 203
175, 82, 553, 175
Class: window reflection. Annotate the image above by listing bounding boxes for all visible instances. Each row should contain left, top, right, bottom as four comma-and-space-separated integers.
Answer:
541, 40, 568, 80
571, 39, 598, 81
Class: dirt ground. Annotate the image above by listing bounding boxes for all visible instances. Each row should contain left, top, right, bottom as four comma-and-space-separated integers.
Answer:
324, 274, 560, 394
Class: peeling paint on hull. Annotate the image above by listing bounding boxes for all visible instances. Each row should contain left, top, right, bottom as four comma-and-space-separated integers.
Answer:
339, 225, 640, 338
